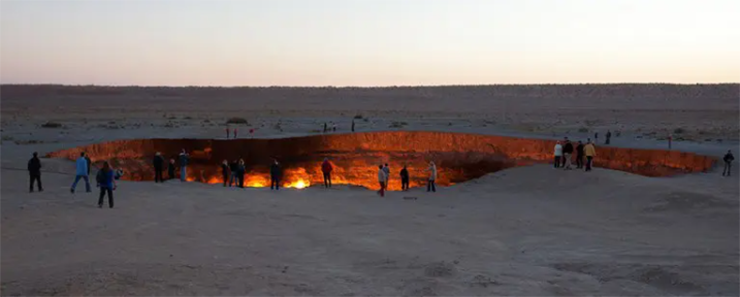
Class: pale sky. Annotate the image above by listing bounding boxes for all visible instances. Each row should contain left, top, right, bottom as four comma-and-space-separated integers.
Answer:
1, 0, 738, 86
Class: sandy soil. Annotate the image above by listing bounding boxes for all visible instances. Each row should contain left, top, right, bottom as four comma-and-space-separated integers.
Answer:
1, 84, 738, 295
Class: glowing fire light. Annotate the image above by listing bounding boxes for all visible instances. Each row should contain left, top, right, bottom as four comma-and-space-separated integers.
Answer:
286, 179, 308, 189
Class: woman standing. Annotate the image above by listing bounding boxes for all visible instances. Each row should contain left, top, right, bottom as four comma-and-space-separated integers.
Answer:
97, 161, 116, 208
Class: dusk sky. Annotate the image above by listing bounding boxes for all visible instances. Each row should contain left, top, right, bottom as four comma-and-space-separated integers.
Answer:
1, 0, 738, 86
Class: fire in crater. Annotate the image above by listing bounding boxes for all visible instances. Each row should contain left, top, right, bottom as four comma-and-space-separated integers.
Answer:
47, 131, 716, 191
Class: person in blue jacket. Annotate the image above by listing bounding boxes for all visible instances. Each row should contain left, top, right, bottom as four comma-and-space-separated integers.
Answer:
70, 152, 91, 193
97, 161, 116, 208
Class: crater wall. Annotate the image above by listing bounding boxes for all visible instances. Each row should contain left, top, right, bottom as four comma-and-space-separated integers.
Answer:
47, 131, 716, 190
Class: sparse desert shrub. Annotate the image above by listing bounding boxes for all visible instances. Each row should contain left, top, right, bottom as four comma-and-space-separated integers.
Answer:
353, 114, 363, 119
203, 119, 211, 123
310, 129, 321, 133
15, 139, 42, 145
226, 117, 248, 125
673, 127, 686, 134
41, 121, 62, 128
389, 121, 407, 128
183, 116, 193, 120
2, 135, 13, 141
578, 127, 589, 133
167, 116, 177, 120
362, 118, 369, 122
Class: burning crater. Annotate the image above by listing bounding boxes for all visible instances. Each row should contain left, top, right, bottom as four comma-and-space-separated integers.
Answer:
47, 131, 716, 190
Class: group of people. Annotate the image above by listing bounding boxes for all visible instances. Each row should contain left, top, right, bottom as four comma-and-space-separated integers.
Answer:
152, 150, 189, 182
553, 137, 597, 171
220, 158, 248, 188
376, 161, 437, 197
71, 152, 122, 208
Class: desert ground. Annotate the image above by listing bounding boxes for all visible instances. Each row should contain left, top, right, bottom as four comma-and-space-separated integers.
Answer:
1, 84, 738, 296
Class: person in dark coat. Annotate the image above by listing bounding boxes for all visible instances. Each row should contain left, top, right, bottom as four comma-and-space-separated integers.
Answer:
167, 158, 176, 180
575, 141, 585, 169
400, 164, 410, 191
97, 161, 116, 208
605, 130, 612, 145
351, 120, 355, 132
321, 158, 333, 188
153, 152, 165, 183
722, 150, 735, 177
179, 149, 189, 182
270, 159, 281, 190
562, 139, 574, 170
220, 160, 230, 187
84, 153, 92, 176
28, 152, 43, 192
229, 159, 238, 187
237, 159, 246, 188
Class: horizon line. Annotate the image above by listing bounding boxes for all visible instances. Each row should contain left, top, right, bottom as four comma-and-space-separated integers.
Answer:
2, 82, 739, 88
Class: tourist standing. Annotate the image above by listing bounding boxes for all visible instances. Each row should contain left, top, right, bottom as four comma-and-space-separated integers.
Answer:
234, 128, 238, 139
97, 161, 116, 208
179, 149, 189, 181
400, 164, 410, 191
84, 153, 92, 176
226, 127, 230, 139
168, 158, 176, 180
70, 152, 91, 193
722, 150, 734, 177
584, 141, 596, 172
270, 159, 281, 190
383, 163, 390, 188
221, 160, 230, 187
237, 159, 246, 188
229, 159, 238, 187
28, 152, 43, 192
594, 132, 599, 143
553, 141, 563, 168
427, 161, 437, 192
153, 152, 165, 183
575, 141, 585, 169
562, 139, 574, 170
323, 123, 327, 133
377, 165, 387, 197
321, 158, 333, 188
605, 130, 612, 145
351, 120, 355, 132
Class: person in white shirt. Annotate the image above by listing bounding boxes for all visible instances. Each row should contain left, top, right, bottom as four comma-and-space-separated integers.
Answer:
553, 141, 563, 168
426, 161, 437, 192
377, 165, 387, 197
